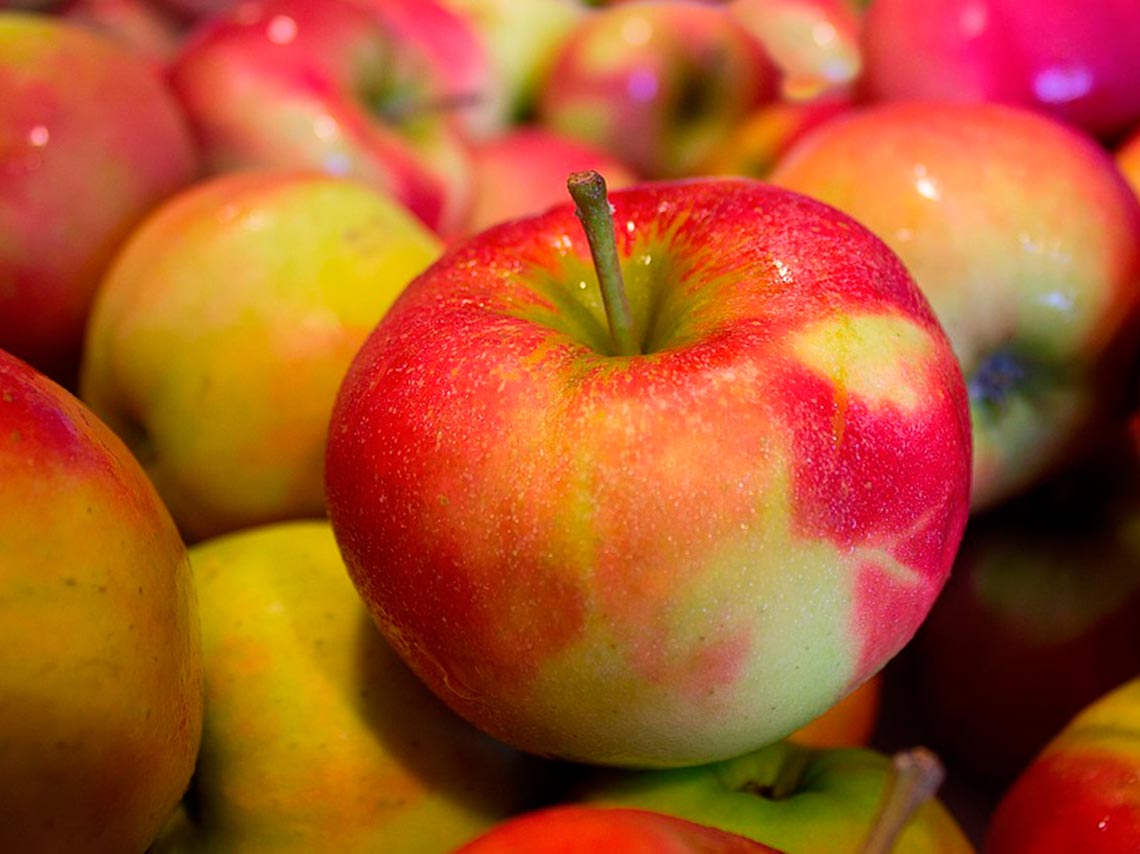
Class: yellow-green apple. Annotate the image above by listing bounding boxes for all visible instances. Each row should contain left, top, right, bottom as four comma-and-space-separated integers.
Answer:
0, 12, 197, 386
325, 172, 972, 767
771, 101, 1140, 511
0, 349, 202, 852
437, 0, 585, 122
456, 806, 787, 853
860, 0, 1140, 140
80, 170, 442, 542
536, 1, 781, 179
984, 676, 1140, 853
463, 126, 639, 236
576, 741, 973, 854
154, 520, 544, 854
168, 0, 473, 234
907, 425, 1140, 787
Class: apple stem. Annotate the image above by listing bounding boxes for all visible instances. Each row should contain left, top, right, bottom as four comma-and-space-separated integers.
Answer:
857, 748, 945, 854
567, 170, 640, 357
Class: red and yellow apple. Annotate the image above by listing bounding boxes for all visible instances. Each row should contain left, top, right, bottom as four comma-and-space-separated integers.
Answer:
325, 175, 972, 767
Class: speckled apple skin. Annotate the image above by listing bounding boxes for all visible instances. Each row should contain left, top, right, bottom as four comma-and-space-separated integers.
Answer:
985, 676, 1140, 854
772, 101, 1140, 512
0, 13, 197, 384
0, 351, 202, 852
80, 171, 442, 542
325, 178, 971, 767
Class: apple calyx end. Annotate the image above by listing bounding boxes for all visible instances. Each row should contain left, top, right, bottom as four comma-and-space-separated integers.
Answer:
567, 170, 640, 357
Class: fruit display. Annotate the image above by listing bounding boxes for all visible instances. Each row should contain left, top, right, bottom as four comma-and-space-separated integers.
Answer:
3, 0, 1140, 851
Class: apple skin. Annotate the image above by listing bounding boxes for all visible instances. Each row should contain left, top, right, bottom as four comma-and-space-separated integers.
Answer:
906, 425, 1140, 787
1117, 130, 1140, 199
0, 349, 202, 852
80, 170, 443, 543
456, 806, 786, 854
0, 13, 197, 386
60, 0, 184, 64
860, 0, 1140, 141
575, 740, 974, 854
788, 673, 880, 749
463, 127, 639, 236
536, 1, 781, 179
771, 101, 1140, 512
167, 0, 473, 235
325, 177, 972, 768
153, 521, 546, 854
984, 676, 1140, 853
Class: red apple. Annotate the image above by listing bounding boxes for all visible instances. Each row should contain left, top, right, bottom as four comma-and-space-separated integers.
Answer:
860, 0, 1140, 140
168, 0, 473, 234
0, 12, 197, 385
60, 0, 184, 64
457, 806, 786, 853
463, 126, 639, 236
771, 101, 1140, 511
537, 1, 781, 178
325, 173, 972, 768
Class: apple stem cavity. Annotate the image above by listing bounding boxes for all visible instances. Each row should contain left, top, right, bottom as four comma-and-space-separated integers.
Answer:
567, 170, 640, 357
857, 747, 945, 854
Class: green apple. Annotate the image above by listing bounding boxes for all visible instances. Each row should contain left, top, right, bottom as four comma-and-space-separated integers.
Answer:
0, 349, 201, 852
155, 520, 546, 854
80, 170, 442, 541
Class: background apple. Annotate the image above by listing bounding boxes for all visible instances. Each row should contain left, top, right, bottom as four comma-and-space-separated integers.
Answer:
60, 0, 183, 63
0, 349, 201, 853
0, 12, 197, 386
168, 0, 473, 234
860, 0, 1140, 141
155, 520, 546, 854
537, 1, 781, 178
325, 175, 971, 767
1117, 129, 1140, 198
80, 170, 443, 542
984, 675, 1140, 853
771, 101, 1140, 511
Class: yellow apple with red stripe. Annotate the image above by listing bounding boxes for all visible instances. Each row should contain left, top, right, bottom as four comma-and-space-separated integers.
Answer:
325, 175, 971, 767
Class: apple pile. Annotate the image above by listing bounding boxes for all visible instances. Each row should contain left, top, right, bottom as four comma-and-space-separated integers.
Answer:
3, 0, 1140, 852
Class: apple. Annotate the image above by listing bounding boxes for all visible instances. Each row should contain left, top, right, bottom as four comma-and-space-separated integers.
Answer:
0, 12, 197, 386
905, 423, 1140, 787
167, 0, 474, 234
576, 742, 973, 854
536, 1, 781, 179
60, 0, 184, 64
463, 126, 639, 236
984, 675, 1140, 853
860, 0, 1140, 141
771, 101, 1140, 511
456, 806, 786, 853
1117, 129, 1140, 199
788, 673, 880, 749
325, 171, 972, 768
0, 349, 202, 852
154, 520, 546, 854
80, 170, 443, 542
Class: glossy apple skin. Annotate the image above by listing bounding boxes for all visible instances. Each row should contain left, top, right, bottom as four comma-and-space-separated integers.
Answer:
325, 178, 972, 767
154, 521, 543, 854
909, 427, 1140, 787
577, 740, 973, 854
771, 101, 1140, 511
861, 0, 1140, 141
0, 350, 202, 852
0, 13, 197, 385
537, 1, 781, 179
80, 171, 442, 542
168, 0, 473, 234
462, 127, 639, 236
457, 806, 785, 854
984, 676, 1140, 853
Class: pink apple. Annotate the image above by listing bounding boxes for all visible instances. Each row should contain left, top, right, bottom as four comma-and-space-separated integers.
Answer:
860, 0, 1140, 140
0, 12, 197, 385
325, 174, 971, 767
168, 0, 474, 234
537, 1, 781, 179
771, 101, 1140, 511
462, 126, 640, 236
